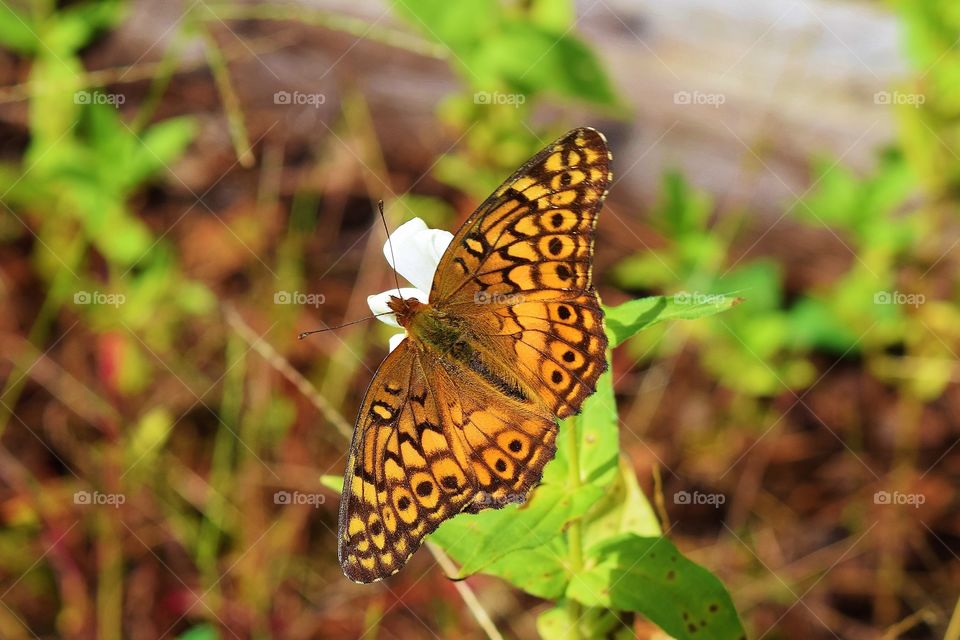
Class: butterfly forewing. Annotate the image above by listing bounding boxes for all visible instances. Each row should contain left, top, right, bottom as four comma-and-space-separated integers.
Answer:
431, 127, 611, 418
430, 127, 611, 306
338, 128, 612, 582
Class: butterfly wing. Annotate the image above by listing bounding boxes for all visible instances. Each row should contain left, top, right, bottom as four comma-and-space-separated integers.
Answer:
429, 127, 611, 418
338, 339, 557, 583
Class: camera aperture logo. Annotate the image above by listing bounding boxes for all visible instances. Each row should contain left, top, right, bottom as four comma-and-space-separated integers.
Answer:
674, 90, 725, 108
473, 291, 524, 305
473, 91, 526, 107
74, 291, 126, 308
274, 291, 326, 308
874, 91, 925, 107
674, 490, 725, 508
274, 91, 326, 108
474, 491, 526, 508
873, 290, 924, 308
74, 490, 126, 508
274, 490, 325, 508
74, 91, 125, 107
874, 490, 925, 508
673, 291, 727, 306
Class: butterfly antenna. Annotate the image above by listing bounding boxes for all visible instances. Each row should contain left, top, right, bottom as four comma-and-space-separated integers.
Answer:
298, 312, 395, 340
378, 199, 404, 301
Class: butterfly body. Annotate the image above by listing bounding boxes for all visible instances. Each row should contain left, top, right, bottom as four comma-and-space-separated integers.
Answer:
339, 128, 613, 583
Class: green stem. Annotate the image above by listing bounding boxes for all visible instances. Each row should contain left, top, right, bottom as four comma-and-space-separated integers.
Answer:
565, 417, 584, 640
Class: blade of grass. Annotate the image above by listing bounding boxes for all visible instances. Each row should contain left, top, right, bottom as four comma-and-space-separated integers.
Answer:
223, 304, 353, 440
198, 19, 254, 168
202, 4, 447, 59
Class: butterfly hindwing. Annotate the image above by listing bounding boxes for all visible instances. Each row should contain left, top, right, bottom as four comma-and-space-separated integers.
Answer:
338, 340, 557, 582
486, 294, 607, 419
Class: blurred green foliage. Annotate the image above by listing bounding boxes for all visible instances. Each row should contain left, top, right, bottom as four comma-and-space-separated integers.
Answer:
2, 0, 959, 637
0, 0, 213, 403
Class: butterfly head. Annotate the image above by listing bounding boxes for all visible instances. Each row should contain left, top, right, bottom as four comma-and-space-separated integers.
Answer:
386, 295, 426, 328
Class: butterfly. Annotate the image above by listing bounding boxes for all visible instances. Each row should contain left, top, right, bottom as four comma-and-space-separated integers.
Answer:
338, 127, 612, 582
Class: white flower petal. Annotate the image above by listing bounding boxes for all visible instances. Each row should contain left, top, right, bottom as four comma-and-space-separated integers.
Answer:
366, 287, 427, 327
384, 217, 454, 294
388, 332, 406, 352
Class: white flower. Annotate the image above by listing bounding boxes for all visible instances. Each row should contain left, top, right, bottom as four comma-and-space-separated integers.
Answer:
367, 217, 453, 351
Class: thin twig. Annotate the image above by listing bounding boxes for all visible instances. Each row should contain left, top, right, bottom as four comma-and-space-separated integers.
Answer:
223, 304, 353, 440
203, 4, 446, 59
427, 542, 505, 640
879, 607, 936, 640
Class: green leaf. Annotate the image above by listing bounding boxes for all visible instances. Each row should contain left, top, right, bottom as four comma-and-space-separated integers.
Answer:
125, 408, 173, 471
604, 295, 741, 348
471, 24, 618, 105
177, 624, 218, 640
430, 481, 603, 576
0, 3, 38, 53
27, 55, 85, 155
582, 457, 661, 550
390, 0, 497, 51
537, 604, 575, 640
537, 601, 636, 640
659, 171, 714, 236
126, 116, 197, 190
44, 1, 126, 55
528, 0, 575, 31
392, 0, 618, 106
569, 534, 746, 640
320, 475, 343, 493
479, 538, 569, 599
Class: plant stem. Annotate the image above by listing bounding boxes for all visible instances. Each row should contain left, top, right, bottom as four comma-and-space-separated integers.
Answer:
565, 417, 584, 640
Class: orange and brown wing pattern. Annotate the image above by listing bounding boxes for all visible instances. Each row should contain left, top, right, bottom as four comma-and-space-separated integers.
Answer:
426, 357, 559, 514
482, 294, 607, 419
430, 127, 612, 306
338, 341, 557, 583
338, 340, 455, 583
429, 127, 611, 418
339, 127, 613, 583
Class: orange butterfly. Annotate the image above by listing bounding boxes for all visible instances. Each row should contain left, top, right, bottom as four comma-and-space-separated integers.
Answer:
339, 128, 612, 582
